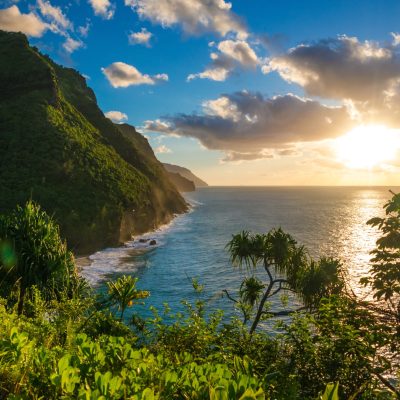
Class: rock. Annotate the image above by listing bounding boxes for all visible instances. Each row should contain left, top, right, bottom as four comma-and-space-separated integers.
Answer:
149, 239, 157, 245
139, 238, 148, 243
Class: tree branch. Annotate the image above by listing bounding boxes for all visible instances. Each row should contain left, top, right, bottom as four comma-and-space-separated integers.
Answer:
262, 306, 307, 317
223, 289, 238, 303
372, 370, 400, 398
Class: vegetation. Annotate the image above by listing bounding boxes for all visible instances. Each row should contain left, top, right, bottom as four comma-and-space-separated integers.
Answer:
0, 30, 186, 254
225, 229, 344, 332
0, 201, 81, 314
0, 195, 399, 399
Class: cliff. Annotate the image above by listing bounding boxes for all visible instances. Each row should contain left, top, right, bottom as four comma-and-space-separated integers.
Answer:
166, 172, 195, 192
0, 31, 187, 254
162, 163, 208, 188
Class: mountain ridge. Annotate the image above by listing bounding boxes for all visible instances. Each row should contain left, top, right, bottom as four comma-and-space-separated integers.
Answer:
0, 30, 187, 254
162, 163, 208, 188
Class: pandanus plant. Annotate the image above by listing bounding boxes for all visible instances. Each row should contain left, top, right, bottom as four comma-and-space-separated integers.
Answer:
107, 275, 150, 319
226, 228, 344, 334
0, 201, 79, 315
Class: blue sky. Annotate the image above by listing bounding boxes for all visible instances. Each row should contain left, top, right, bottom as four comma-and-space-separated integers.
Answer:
2, 0, 400, 185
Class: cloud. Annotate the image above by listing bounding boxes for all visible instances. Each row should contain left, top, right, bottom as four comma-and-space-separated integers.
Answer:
37, 0, 72, 33
188, 39, 259, 81
262, 35, 400, 103
218, 39, 259, 66
88, 0, 115, 19
128, 27, 152, 46
105, 110, 128, 123
257, 33, 287, 54
187, 67, 230, 82
154, 144, 172, 154
102, 62, 168, 87
125, 0, 247, 38
221, 150, 274, 163
0, 5, 47, 37
63, 37, 84, 53
391, 32, 400, 46
78, 21, 91, 37
143, 91, 353, 160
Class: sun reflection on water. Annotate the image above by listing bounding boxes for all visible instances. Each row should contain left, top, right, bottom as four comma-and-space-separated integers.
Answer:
335, 191, 383, 298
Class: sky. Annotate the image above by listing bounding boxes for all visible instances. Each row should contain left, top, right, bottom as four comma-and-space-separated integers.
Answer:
2, 0, 400, 186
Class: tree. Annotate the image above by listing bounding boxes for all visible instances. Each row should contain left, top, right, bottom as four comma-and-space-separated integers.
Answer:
226, 228, 344, 334
0, 201, 78, 314
362, 190, 400, 326
107, 275, 149, 319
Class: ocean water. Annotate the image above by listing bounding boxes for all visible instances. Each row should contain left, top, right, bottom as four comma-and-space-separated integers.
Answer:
79, 186, 397, 322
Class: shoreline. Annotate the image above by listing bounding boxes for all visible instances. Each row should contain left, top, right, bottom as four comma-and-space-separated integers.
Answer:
76, 195, 196, 272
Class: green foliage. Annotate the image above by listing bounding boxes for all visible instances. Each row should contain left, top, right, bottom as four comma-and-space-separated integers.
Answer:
0, 30, 186, 254
0, 201, 80, 314
0, 315, 266, 399
226, 228, 345, 333
320, 382, 339, 400
107, 275, 150, 319
363, 191, 400, 314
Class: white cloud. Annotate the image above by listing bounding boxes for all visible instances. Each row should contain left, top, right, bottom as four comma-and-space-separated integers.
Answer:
392, 33, 400, 46
128, 27, 152, 46
37, 0, 72, 33
154, 144, 172, 154
262, 35, 400, 102
144, 91, 353, 161
217, 39, 258, 67
261, 35, 400, 127
102, 62, 168, 87
143, 119, 173, 132
78, 21, 91, 37
187, 39, 259, 81
202, 96, 241, 121
63, 37, 84, 53
0, 5, 47, 37
125, 0, 247, 38
187, 67, 230, 82
88, 0, 115, 19
105, 110, 128, 123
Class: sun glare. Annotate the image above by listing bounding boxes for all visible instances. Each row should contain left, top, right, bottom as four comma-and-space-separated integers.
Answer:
335, 125, 400, 169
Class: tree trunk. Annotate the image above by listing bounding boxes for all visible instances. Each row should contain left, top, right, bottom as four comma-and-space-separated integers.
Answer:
249, 281, 273, 334
17, 285, 25, 315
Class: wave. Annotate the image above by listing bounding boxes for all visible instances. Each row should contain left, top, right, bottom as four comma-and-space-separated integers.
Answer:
78, 199, 199, 286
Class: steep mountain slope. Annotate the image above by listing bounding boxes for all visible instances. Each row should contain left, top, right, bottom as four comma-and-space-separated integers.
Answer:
0, 31, 187, 254
116, 124, 195, 192
166, 172, 195, 192
162, 163, 208, 187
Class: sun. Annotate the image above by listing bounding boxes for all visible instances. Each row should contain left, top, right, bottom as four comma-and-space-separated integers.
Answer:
334, 125, 400, 169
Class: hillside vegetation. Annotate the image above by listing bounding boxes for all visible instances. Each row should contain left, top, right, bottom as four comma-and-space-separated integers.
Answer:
163, 163, 208, 188
0, 31, 187, 254
0, 197, 398, 399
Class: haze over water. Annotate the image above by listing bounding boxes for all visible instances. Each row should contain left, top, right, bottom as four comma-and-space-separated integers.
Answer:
81, 187, 397, 321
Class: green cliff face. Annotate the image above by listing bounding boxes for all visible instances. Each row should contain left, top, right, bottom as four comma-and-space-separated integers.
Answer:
0, 31, 187, 254
166, 172, 196, 192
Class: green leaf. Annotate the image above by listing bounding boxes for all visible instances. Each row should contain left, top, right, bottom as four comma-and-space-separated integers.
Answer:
320, 382, 339, 400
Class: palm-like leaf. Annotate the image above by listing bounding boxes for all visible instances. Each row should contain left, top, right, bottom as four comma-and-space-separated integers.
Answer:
227, 231, 259, 268
264, 228, 297, 273
0, 201, 77, 314
107, 275, 150, 319
239, 276, 265, 306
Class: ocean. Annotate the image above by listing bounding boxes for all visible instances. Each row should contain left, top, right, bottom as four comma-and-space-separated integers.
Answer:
79, 186, 397, 322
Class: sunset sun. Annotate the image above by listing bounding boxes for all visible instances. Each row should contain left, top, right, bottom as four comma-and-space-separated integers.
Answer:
335, 125, 400, 169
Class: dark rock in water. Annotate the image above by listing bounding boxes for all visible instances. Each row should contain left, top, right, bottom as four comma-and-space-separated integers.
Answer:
149, 239, 157, 245
139, 238, 149, 243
